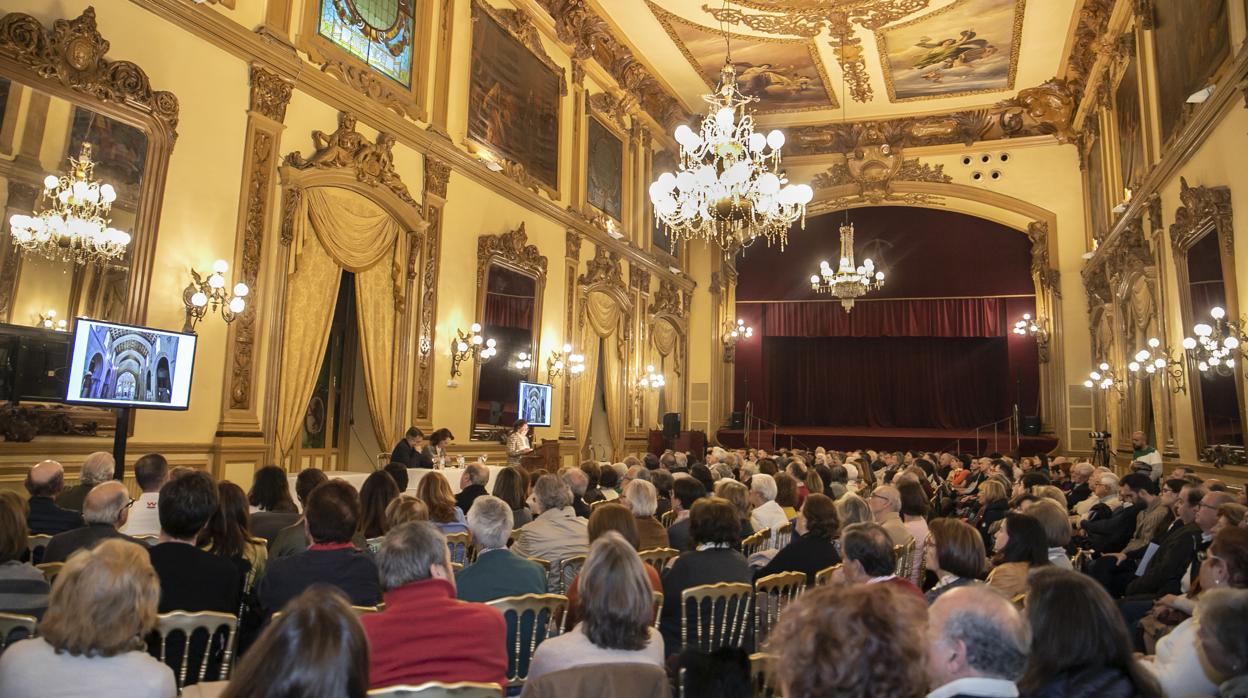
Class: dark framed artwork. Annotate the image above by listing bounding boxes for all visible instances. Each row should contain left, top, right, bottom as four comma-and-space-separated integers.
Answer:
1087, 132, 1107, 243
651, 149, 679, 257
586, 116, 623, 221
1114, 55, 1145, 192
0, 77, 10, 130
69, 106, 149, 196
1153, 0, 1230, 145
467, 3, 561, 191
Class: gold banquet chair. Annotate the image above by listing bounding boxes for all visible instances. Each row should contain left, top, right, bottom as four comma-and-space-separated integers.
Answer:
660, 510, 677, 528
813, 563, 841, 587
486, 593, 568, 691
638, 547, 678, 574
36, 562, 64, 585
893, 539, 916, 578
681, 582, 752, 653
0, 612, 37, 651
753, 571, 805, 647
26, 534, 52, 563
548, 555, 586, 595
368, 682, 503, 698
751, 652, 779, 698
653, 590, 664, 629
444, 532, 474, 565
740, 529, 770, 557
772, 523, 792, 549
152, 610, 239, 692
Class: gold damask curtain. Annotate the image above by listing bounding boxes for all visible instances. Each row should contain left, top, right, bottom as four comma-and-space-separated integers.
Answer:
651, 319, 680, 412
575, 289, 626, 459
278, 186, 407, 457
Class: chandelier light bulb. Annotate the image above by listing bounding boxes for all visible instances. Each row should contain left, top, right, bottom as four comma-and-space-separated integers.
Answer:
1134, 349, 1150, 363
228, 297, 245, 314
1225, 336, 1240, 350
212, 259, 229, 274
1147, 337, 1160, 348
191, 291, 208, 308
1084, 379, 1094, 388
1211, 306, 1226, 319
471, 335, 483, 345
1154, 357, 1166, 369
1145, 365, 1156, 374
470, 322, 482, 333
1099, 362, 1110, 371
43, 175, 58, 190
208, 273, 225, 289
1195, 323, 1213, 337
748, 132, 766, 151
485, 337, 497, 348
766, 130, 785, 150
1199, 361, 1210, 372
1128, 361, 1140, 372
233, 282, 249, 297
1182, 337, 1197, 350
563, 343, 572, 353
518, 352, 528, 360
1090, 371, 1102, 381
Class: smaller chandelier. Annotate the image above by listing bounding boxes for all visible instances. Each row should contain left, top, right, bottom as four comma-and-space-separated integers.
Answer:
809, 222, 884, 312
1184, 306, 1245, 376
649, 62, 812, 251
9, 143, 130, 266
547, 344, 586, 381
1127, 337, 1186, 393
1084, 362, 1124, 393
513, 350, 533, 374
638, 365, 666, 391
183, 259, 249, 333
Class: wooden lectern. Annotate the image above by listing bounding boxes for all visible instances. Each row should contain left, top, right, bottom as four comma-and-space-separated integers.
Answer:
520, 439, 560, 473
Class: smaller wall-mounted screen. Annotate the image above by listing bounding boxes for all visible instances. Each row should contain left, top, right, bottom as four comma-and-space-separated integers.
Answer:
65, 318, 197, 410
517, 381, 553, 427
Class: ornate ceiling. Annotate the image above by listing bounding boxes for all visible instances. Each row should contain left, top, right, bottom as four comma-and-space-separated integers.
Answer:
588, 0, 1081, 125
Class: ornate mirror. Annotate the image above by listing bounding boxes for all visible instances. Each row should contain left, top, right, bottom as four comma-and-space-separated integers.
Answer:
471, 224, 546, 440
1171, 180, 1242, 457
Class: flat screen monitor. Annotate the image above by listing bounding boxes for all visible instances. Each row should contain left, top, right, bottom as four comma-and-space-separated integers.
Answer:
64, 318, 197, 410
517, 381, 553, 427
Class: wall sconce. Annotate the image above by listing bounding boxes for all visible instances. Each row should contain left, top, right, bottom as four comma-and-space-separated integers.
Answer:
1184, 306, 1246, 378
1012, 313, 1051, 362
1084, 362, 1124, 394
182, 259, 248, 333
1127, 337, 1186, 393
449, 322, 496, 378
547, 343, 586, 381
638, 365, 665, 391
722, 318, 753, 362
36, 309, 67, 332
512, 350, 533, 374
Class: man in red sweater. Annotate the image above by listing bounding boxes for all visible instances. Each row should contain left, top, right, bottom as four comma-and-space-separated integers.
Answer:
834, 522, 925, 600
362, 521, 508, 689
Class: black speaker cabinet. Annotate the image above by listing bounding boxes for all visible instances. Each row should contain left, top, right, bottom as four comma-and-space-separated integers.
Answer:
729, 411, 744, 429
662, 412, 681, 439
1020, 416, 1041, 436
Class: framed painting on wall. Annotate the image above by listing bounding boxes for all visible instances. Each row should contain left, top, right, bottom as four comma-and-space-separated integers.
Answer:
586, 116, 623, 221
1086, 130, 1108, 244
68, 106, 149, 196
1153, 0, 1230, 146
1114, 54, 1146, 193
651, 149, 679, 258
467, 2, 562, 192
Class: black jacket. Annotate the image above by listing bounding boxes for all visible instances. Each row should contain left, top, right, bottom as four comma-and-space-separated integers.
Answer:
659, 548, 752, 656
754, 533, 840, 586
571, 496, 591, 519
250, 511, 300, 542
1125, 521, 1201, 598
1067, 483, 1093, 512
976, 499, 1009, 553
390, 440, 433, 469
1082, 503, 1141, 554
26, 496, 84, 536
1023, 666, 1153, 698
258, 546, 380, 616
148, 542, 243, 614
43, 524, 138, 563
454, 484, 488, 516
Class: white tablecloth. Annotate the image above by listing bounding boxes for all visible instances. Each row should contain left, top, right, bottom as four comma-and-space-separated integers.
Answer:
288, 466, 505, 503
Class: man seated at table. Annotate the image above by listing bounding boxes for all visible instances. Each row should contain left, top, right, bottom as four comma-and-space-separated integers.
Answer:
390, 427, 433, 469
362, 521, 507, 689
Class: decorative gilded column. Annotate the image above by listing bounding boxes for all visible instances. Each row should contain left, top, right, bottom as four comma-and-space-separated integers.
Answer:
214, 66, 292, 473
414, 155, 451, 426
562, 230, 582, 438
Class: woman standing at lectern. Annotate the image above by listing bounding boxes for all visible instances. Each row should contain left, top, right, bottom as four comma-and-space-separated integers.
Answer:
506, 420, 532, 467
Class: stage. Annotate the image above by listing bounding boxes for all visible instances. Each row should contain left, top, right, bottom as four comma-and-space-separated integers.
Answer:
715, 425, 1058, 456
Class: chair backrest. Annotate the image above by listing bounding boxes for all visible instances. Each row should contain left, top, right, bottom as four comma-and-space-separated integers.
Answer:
750, 652, 778, 698
638, 547, 678, 574
351, 605, 381, 617
1011, 593, 1026, 609
548, 555, 586, 595
773, 523, 792, 549
590, 499, 612, 511
485, 593, 568, 690
35, 562, 64, 585
445, 532, 473, 565
680, 582, 752, 653
526, 557, 551, 572
523, 662, 671, 698
152, 610, 239, 691
660, 510, 677, 528
131, 534, 161, 547
753, 571, 805, 645
909, 537, 928, 586
653, 590, 664, 629
0, 612, 37, 651
367, 682, 503, 697
813, 563, 841, 587
26, 534, 52, 562
893, 539, 915, 578
740, 529, 769, 557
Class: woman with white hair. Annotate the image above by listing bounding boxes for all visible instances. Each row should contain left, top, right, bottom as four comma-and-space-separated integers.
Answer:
526, 531, 664, 681
623, 479, 669, 550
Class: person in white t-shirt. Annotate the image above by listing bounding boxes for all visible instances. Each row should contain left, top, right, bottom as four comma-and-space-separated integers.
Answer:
120, 453, 169, 537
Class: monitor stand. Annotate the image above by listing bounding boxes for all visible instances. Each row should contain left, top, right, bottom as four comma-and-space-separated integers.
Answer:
112, 407, 130, 483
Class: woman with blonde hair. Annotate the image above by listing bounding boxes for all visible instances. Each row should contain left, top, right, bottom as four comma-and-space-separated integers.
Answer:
416, 473, 467, 535
527, 531, 664, 681
714, 478, 755, 540
974, 478, 1009, 553
835, 492, 873, 528
0, 539, 175, 697
383, 494, 429, 531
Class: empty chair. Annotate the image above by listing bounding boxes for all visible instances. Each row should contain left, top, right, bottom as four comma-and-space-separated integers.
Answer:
751, 653, 778, 698
445, 532, 473, 565
486, 593, 567, 691
772, 523, 792, 550
753, 571, 805, 646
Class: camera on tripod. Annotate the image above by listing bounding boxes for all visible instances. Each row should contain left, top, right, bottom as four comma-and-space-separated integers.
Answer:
1088, 431, 1112, 440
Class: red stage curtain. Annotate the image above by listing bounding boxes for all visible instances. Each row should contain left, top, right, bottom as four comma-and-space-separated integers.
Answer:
763, 337, 1009, 429
758, 298, 1006, 338
484, 293, 534, 330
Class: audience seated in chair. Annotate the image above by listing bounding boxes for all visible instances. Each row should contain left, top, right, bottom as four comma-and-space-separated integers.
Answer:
755, 493, 842, 586
455, 463, 491, 516
54, 451, 115, 513
566, 504, 662, 627
455, 495, 546, 603
835, 522, 924, 600
122, 454, 171, 537
985, 512, 1050, 598
43, 481, 139, 563
1026, 499, 1075, 570
259, 479, 380, 616
149, 471, 243, 615
268, 468, 330, 559
418, 472, 469, 536
361, 521, 507, 689
748, 474, 788, 546
200, 481, 269, 590
0, 492, 49, 618
623, 479, 669, 551
0, 539, 175, 698
358, 469, 402, 550
511, 474, 588, 563
666, 476, 707, 553
248, 464, 299, 515
1193, 587, 1248, 698
869, 484, 915, 548
24, 460, 84, 536
527, 531, 665, 682
924, 585, 1030, 698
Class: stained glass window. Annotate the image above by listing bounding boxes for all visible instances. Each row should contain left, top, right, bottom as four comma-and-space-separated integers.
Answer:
318, 0, 414, 88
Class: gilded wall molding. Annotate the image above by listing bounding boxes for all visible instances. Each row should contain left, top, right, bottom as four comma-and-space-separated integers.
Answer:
321, 60, 409, 118
1170, 178, 1233, 256
250, 65, 292, 123
810, 129, 952, 205
424, 155, 452, 201
285, 111, 418, 207
648, 278, 682, 317
1027, 220, 1061, 299
578, 244, 624, 289
415, 155, 450, 422
1065, 0, 1115, 108
565, 229, 583, 260
476, 223, 549, 288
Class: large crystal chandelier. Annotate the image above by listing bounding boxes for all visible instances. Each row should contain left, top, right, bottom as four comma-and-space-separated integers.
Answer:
649, 60, 812, 251
809, 222, 884, 312
9, 143, 130, 266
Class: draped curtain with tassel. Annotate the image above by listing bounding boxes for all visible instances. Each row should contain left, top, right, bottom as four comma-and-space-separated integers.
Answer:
651, 319, 680, 412
278, 186, 406, 458
575, 290, 627, 458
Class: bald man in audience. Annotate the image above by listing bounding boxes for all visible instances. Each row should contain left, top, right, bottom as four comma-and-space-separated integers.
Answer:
24, 460, 83, 536
55, 451, 116, 513
925, 586, 1031, 698
43, 481, 140, 563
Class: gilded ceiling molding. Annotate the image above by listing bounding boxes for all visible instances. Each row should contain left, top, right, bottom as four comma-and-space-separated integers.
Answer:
285, 112, 417, 206
629, 265, 650, 293
588, 92, 630, 131
423, 155, 452, 201
1027, 220, 1061, 298
0, 7, 180, 131
532, 0, 688, 128
811, 127, 952, 204
477, 223, 548, 288
1064, 0, 1114, 107
1133, 0, 1154, 30
649, 278, 682, 317
788, 78, 1076, 155
704, 0, 934, 104
1169, 178, 1233, 257
321, 60, 410, 118
578, 244, 624, 289
250, 65, 293, 122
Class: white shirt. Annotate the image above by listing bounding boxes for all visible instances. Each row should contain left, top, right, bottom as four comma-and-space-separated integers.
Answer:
120, 492, 161, 536
1047, 547, 1073, 569
526, 623, 664, 682
927, 677, 1019, 698
0, 637, 175, 698
750, 500, 790, 545
1139, 617, 1218, 697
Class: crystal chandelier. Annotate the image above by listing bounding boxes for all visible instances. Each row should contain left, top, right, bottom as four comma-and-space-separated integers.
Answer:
1184, 306, 1244, 376
809, 222, 884, 312
649, 60, 812, 251
9, 143, 130, 266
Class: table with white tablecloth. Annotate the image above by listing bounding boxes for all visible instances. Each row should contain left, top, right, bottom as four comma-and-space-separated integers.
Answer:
287, 466, 505, 506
